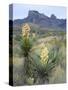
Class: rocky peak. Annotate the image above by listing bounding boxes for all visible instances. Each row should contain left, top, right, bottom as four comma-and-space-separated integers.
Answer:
50, 14, 57, 19
27, 10, 40, 23
28, 10, 39, 17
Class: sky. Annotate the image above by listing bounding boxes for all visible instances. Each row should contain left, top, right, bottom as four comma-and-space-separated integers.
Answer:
9, 4, 66, 20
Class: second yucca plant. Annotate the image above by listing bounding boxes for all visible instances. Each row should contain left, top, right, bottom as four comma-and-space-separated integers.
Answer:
29, 43, 58, 84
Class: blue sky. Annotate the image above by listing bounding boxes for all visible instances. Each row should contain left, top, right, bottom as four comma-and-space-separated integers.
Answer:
12, 4, 66, 20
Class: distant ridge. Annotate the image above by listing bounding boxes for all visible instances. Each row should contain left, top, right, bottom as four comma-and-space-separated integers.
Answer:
10, 10, 66, 31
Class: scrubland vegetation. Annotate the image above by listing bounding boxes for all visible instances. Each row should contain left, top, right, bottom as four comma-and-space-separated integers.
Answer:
12, 23, 66, 85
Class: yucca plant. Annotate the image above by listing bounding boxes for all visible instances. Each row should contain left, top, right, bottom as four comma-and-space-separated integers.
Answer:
29, 43, 59, 84
20, 23, 36, 84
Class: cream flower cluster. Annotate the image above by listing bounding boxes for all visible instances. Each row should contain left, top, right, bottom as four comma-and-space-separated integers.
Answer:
40, 43, 49, 64
22, 23, 30, 38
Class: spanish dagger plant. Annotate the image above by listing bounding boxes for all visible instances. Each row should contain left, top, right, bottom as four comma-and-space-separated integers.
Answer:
21, 23, 35, 84
29, 43, 59, 84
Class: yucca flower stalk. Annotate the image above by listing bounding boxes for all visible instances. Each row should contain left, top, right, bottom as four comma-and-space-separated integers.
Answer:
21, 23, 31, 57
40, 43, 49, 65
22, 23, 30, 38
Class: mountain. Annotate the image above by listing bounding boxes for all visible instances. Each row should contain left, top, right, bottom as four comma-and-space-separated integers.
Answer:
11, 10, 66, 31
